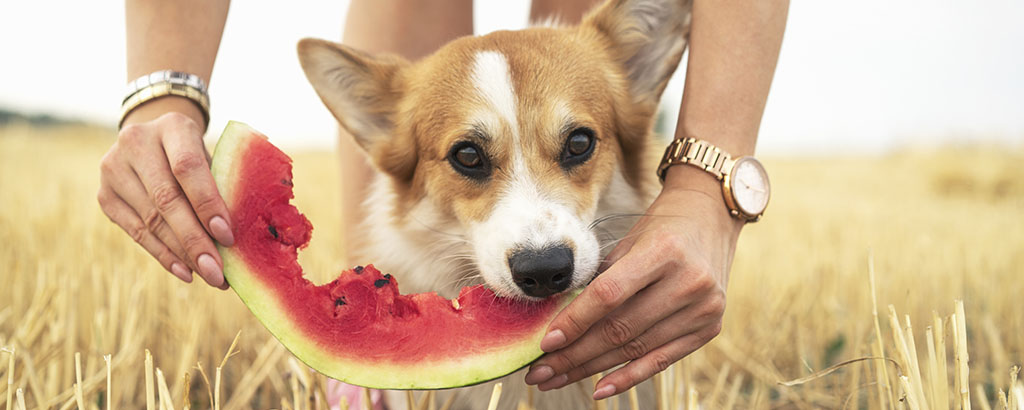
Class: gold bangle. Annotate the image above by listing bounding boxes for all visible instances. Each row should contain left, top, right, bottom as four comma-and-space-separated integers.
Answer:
119, 82, 210, 130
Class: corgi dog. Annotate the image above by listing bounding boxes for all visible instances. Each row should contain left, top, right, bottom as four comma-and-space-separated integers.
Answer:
298, 0, 692, 408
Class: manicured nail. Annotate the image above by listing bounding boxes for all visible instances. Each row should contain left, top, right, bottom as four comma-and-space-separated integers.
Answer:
593, 384, 616, 400
538, 374, 568, 391
197, 254, 224, 287
209, 216, 235, 246
525, 365, 554, 385
540, 329, 566, 352
171, 263, 192, 283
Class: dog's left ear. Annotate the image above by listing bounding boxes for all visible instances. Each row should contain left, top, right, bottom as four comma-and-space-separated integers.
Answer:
584, 0, 692, 105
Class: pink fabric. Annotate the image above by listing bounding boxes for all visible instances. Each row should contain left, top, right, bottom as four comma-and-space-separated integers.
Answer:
326, 379, 388, 410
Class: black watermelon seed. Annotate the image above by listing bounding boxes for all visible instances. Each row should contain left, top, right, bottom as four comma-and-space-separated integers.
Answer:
334, 297, 346, 306
354, 265, 364, 274
268, 225, 279, 238
383, 273, 392, 280
281, 179, 293, 186
374, 279, 390, 288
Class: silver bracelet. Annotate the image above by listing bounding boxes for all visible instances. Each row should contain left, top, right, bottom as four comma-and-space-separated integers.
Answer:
119, 82, 211, 130
123, 70, 208, 104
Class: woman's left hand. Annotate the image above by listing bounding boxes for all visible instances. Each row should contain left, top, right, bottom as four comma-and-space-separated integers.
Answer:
523, 165, 744, 400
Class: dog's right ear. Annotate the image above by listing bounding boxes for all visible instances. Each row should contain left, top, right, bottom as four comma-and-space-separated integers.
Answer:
298, 38, 408, 153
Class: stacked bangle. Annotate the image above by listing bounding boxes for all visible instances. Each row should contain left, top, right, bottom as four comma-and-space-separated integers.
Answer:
119, 70, 210, 130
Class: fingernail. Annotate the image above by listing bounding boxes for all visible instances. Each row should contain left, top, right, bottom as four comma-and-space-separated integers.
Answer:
209, 216, 235, 246
593, 384, 616, 400
171, 263, 192, 283
197, 254, 224, 287
525, 365, 554, 385
540, 329, 566, 352
538, 374, 568, 391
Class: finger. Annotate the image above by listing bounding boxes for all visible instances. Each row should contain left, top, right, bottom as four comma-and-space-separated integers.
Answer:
161, 121, 234, 246
130, 146, 225, 288
527, 277, 680, 383
106, 159, 194, 270
541, 251, 660, 353
540, 264, 723, 379
591, 322, 722, 400
98, 187, 193, 283
558, 306, 719, 388
103, 147, 194, 269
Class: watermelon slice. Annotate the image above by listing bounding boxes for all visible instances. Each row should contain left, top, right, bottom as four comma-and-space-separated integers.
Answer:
210, 121, 573, 389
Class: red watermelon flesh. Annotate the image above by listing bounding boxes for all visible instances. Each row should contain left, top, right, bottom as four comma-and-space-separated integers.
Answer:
211, 121, 573, 389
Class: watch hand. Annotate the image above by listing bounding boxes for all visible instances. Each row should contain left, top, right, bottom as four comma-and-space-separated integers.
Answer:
742, 181, 765, 194
741, 183, 764, 194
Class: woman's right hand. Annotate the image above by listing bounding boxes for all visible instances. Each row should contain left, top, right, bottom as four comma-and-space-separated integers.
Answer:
98, 97, 233, 288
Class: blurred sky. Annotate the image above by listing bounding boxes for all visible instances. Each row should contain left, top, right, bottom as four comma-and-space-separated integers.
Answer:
1, 1, 1022, 154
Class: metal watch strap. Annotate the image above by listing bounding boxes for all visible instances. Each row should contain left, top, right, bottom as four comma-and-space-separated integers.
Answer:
656, 138, 735, 184
119, 82, 211, 130
123, 70, 208, 104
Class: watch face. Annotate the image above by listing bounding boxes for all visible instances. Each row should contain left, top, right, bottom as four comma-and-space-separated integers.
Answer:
730, 157, 770, 216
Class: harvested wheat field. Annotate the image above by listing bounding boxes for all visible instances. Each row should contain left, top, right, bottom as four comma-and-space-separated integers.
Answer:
1, 124, 1022, 409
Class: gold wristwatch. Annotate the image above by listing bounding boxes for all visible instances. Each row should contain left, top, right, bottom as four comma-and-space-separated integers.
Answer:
657, 138, 770, 222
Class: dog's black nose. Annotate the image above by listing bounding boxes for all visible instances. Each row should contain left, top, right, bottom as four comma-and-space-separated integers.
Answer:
509, 245, 574, 298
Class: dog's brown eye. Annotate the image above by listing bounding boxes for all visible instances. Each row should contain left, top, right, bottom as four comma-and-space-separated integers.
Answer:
567, 133, 591, 156
447, 141, 491, 181
455, 146, 481, 168
560, 128, 596, 170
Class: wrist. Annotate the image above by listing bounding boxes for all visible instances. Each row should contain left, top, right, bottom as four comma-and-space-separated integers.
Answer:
121, 95, 207, 130
661, 164, 745, 236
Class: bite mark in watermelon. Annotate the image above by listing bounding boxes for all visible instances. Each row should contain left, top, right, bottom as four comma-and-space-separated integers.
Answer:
211, 121, 573, 389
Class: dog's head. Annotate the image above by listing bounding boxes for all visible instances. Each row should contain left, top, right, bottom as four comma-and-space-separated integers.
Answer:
299, 0, 690, 299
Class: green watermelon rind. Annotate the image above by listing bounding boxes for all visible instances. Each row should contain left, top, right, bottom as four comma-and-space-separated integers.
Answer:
211, 121, 573, 390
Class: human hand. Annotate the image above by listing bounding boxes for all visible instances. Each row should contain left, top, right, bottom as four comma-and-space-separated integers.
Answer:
98, 97, 233, 288
523, 165, 743, 399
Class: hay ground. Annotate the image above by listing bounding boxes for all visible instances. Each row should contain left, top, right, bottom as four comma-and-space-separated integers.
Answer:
1, 124, 1022, 409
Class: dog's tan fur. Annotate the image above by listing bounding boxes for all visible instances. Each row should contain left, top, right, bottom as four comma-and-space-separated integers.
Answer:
299, 0, 691, 407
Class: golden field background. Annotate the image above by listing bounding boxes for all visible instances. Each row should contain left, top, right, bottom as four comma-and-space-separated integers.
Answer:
0, 124, 1022, 409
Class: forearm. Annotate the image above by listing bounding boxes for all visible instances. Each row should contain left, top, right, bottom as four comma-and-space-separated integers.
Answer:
663, 0, 788, 234
529, 0, 600, 24
123, 0, 230, 127
672, 0, 789, 158
343, 0, 472, 61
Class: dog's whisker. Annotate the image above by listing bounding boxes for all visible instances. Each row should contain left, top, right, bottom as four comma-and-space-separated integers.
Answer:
592, 226, 619, 244
409, 214, 466, 240
598, 237, 629, 252
444, 272, 485, 290
589, 212, 695, 230
423, 239, 474, 261
594, 225, 660, 255
436, 251, 476, 261
588, 213, 646, 230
